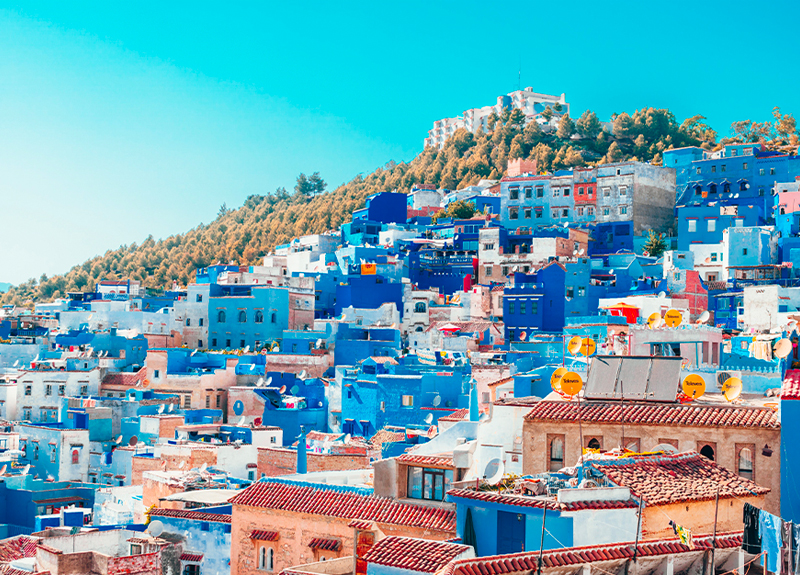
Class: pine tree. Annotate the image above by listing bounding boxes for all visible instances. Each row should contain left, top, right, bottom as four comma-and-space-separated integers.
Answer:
644, 230, 667, 258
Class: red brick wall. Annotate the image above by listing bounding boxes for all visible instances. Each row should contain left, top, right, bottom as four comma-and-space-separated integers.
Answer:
257, 447, 369, 477
108, 552, 160, 575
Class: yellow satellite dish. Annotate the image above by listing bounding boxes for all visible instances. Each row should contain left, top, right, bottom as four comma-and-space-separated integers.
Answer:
551, 367, 568, 391
648, 312, 663, 329
560, 371, 583, 396
681, 374, 706, 399
664, 309, 683, 328
567, 336, 582, 355
580, 337, 596, 357
722, 377, 743, 402
774, 338, 793, 359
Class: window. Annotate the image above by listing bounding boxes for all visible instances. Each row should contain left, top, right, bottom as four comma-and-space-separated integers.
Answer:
740, 182, 748, 191
708, 219, 716, 232
502, 266, 509, 276
211, 339, 217, 347
226, 338, 231, 348
206, 395, 211, 408
508, 302, 515, 314
535, 208, 543, 218
218, 310, 226, 323
587, 206, 594, 216
566, 286, 574, 298
524, 187, 532, 198
80, 385, 88, 395
564, 187, 570, 197
759, 168, 765, 176
721, 164, 726, 172
509, 207, 519, 220
603, 208, 610, 216
524, 208, 532, 219
743, 248, 748, 256
198, 339, 203, 348
271, 313, 277, 323
619, 206, 627, 215
688, 220, 697, 232
709, 184, 717, 194
58, 385, 66, 396
619, 186, 627, 196
24, 385, 31, 396
520, 302, 526, 314
185, 318, 191, 327
23, 409, 31, 420
131, 544, 142, 555
551, 209, 559, 219
698, 442, 716, 461
72, 449, 79, 464
548, 435, 565, 471
562, 208, 569, 217
184, 394, 192, 408
509, 187, 519, 200
259, 546, 274, 571
603, 187, 610, 197
240, 339, 246, 348
199, 318, 204, 327
238, 310, 247, 323
711, 165, 716, 173
696, 167, 701, 174
553, 188, 560, 197
770, 167, 776, 175
45, 385, 52, 396
578, 187, 584, 195
737, 444, 755, 480
577, 286, 585, 297
407, 466, 453, 501
577, 207, 584, 216
402, 395, 414, 407
587, 437, 602, 450
531, 301, 538, 314
710, 253, 718, 262
196, 294, 203, 302
184, 564, 200, 575
536, 187, 544, 198
484, 266, 492, 277
154, 369, 160, 379
483, 243, 494, 250
743, 162, 748, 170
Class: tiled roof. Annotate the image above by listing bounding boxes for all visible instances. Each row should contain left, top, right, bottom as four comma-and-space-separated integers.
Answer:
180, 553, 204, 562
524, 400, 779, 429
437, 409, 469, 422
369, 428, 406, 448
591, 452, 770, 505
783, 370, 800, 400
230, 479, 455, 532
348, 519, 375, 530
426, 321, 495, 334
0, 536, 38, 562
446, 489, 638, 512
487, 377, 514, 389
102, 367, 147, 388
443, 532, 743, 575
250, 530, 279, 541
308, 538, 342, 551
397, 454, 455, 468
149, 508, 232, 523
364, 536, 472, 573
361, 356, 398, 365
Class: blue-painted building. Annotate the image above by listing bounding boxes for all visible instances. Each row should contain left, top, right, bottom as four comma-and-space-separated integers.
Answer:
333, 325, 401, 367
677, 204, 761, 251
208, 284, 289, 350
352, 192, 408, 225
151, 506, 232, 575
335, 275, 404, 318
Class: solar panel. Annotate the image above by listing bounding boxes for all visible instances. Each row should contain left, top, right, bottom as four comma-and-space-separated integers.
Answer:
585, 356, 682, 401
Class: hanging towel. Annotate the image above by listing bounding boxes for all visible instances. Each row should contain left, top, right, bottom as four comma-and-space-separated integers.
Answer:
760, 509, 783, 574
670, 520, 695, 549
743, 502, 762, 554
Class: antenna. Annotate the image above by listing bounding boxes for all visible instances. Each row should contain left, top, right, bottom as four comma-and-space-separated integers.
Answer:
483, 459, 505, 485
681, 374, 706, 399
147, 520, 164, 537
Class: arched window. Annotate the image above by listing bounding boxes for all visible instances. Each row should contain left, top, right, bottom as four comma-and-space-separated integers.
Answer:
72, 449, 79, 464
700, 444, 715, 461
415, 326, 424, 332
259, 547, 266, 569
271, 312, 277, 324
740, 181, 748, 192
723, 183, 731, 193
587, 438, 601, 450
694, 185, 702, 196
414, 302, 426, 314
267, 548, 274, 571
218, 310, 226, 323
255, 311, 264, 323
185, 318, 191, 327
738, 447, 754, 480
238, 311, 247, 323
709, 184, 717, 194
549, 437, 564, 471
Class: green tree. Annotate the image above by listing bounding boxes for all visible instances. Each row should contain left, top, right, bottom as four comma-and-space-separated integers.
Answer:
432, 200, 476, 223
607, 141, 624, 162
612, 112, 634, 138
576, 110, 602, 138
644, 230, 667, 258
773, 107, 797, 140
294, 173, 313, 197
541, 106, 553, 122
217, 203, 229, 218
308, 172, 327, 197
557, 114, 575, 140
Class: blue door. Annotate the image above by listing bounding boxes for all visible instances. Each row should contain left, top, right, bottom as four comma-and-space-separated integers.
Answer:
497, 511, 526, 554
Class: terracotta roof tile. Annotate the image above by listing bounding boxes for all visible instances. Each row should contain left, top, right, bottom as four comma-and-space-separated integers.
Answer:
348, 520, 375, 530
783, 370, 800, 400
591, 452, 770, 505
437, 409, 469, 422
0, 536, 38, 562
101, 367, 147, 388
180, 553, 204, 562
443, 532, 743, 575
364, 536, 472, 573
524, 400, 779, 429
446, 489, 638, 512
308, 538, 342, 551
149, 508, 231, 523
250, 530, 279, 541
230, 479, 455, 532
397, 454, 455, 468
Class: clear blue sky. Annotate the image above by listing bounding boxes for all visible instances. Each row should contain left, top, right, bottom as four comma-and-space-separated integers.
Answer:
1, 1, 799, 284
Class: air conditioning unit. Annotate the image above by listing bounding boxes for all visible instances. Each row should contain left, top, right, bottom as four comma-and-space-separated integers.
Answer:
716, 370, 742, 390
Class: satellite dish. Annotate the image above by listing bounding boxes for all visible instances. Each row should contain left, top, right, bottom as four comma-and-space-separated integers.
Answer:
424, 413, 434, 424
519, 331, 527, 341
648, 312, 663, 329
774, 338, 792, 359
291, 385, 300, 395
0, 465, 7, 476
658, 291, 667, 299
272, 345, 280, 353
316, 339, 324, 349
115, 435, 123, 445
697, 311, 710, 324
664, 309, 683, 328
238, 416, 246, 427
147, 520, 164, 537
483, 459, 505, 484
243, 346, 250, 353
344, 434, 351, 444
560, 372, 583, 396
254, 416, 263, 426
129, 436, 138, 446
432, 395, 442, 407
567, 336, 582, 355
21, 464, 30, 476
178, 460, 186, 469
278, 385, 287, 394
563, 222, 569, 228
142, 379, 150, 388
299, 370, 307, 380
256, 377, 265, 387
579, 337, 596, 357
168, 403, 174, 412
652, 443, 679, 455
266, 377, 273, 386
199, 463, 208, 474
608, 269, 615, 275
551, 367, 568, 391
573, 250, 578, 256
722, 377, 743, 402
191, 349, 198, 357
681, 374, 706, 399
158, 404, 165, 414
579, 248, 585, 255
233, 401, 244, 416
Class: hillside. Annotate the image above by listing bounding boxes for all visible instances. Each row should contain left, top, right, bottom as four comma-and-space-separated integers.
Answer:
0, 106, 722, 306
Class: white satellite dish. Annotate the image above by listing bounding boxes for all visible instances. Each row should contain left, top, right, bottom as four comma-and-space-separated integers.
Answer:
608, 269, 615, 275
12, 360, 19, 367
658, 291, 666, 298
115, 435, 123, 444
299, 370, 307, 380
256, 377, 265, 387
483, 459, 505, 485
158, 404, 165, 414
316, 339, 324, 349
344, 434, 351, 444
266, 377, 273, 386
653, 443, 678, 455
563, 222, 569, 228
244, 346, 250, 353
147, 520, 164, 537
432, 395, 442, 407
191, 349, 198, 357
21, 464, 30, 476
579, 248, 585, 255
199, 463, 208, 474
168, 403, 174, 412
0, 465, 7, 476
697, 311, 710, 324
238, 416, 246, 427
424, 413, 434, 424
178, 461, 185, 469
46, 474, 54, 481
573, 250, 578, 256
